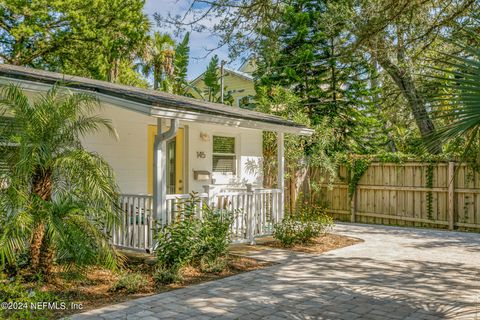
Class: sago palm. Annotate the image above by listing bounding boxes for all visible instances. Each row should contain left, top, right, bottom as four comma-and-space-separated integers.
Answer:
0, 85, 122, 275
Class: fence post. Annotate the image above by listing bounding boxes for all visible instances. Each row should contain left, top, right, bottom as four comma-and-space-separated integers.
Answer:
350, 170, 357, 223
448, 161, 455, 230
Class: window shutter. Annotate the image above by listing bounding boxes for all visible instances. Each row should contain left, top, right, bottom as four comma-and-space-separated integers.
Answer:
213, 155, 236, 174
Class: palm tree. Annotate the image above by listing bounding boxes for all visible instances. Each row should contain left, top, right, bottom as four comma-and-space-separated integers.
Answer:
138, 32, 176, 91
0, 85, 122, 275
428, 43, 480, 157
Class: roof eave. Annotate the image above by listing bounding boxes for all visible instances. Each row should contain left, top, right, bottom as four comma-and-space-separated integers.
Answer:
0, 75, 313, 136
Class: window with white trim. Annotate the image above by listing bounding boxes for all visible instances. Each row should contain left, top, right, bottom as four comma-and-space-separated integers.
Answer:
212, 135, 236, 174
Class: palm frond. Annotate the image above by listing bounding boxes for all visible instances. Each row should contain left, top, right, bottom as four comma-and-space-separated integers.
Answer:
427, 41, 480, 154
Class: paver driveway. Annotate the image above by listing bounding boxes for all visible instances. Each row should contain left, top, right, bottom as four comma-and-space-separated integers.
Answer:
69, 223, 480, 319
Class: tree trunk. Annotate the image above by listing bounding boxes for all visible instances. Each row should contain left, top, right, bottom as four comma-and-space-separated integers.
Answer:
371, 58, 397, 152
39, 237, 55, 275
30, 223, 45, 270
375, 54, 441, 154
108, 59, 120, 83
30, 169, 54, 274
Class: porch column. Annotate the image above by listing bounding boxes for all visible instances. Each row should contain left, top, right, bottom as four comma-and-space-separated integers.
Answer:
277, 132, 285, 221
153, 118, 178, 225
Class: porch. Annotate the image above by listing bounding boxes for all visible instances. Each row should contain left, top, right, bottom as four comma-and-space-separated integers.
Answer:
112, 186, 282, 251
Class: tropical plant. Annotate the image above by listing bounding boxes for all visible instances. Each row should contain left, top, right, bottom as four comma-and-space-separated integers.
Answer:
203, 55, 221, 102
197, 55, 234, 105
138, 32, 176, 90
428, 42, 480, 158
171, 33, 193, 96
0, 85, 122, 276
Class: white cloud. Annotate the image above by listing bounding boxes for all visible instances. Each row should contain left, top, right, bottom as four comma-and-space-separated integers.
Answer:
144, 0, 234, 80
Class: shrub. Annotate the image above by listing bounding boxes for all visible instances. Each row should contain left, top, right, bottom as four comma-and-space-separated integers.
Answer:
153, 267, 183, 285
111, 272, 149, 293
154, 194, 233, 284
199, 256, 228, 273
0, 278, 60, 320
155, 196, 201, 283
273, 206, 333, 247
195, 207, 232, 266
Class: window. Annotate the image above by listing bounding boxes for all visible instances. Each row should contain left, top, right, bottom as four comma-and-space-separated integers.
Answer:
212, 136, 236, 174
238, 95, 255, 109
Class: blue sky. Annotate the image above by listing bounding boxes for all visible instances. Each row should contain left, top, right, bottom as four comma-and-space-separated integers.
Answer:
144, 0, 237, 80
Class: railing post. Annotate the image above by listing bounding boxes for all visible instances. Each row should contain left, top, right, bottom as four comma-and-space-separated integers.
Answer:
203, 185, 214, 208
246, 184, 256, 245
448, 161, 455, 230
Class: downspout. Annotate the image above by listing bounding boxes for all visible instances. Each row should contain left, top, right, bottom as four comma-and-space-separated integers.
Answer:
153, 118, 179, 227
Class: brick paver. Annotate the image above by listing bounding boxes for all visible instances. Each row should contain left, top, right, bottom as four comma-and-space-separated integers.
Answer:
68, 224, 480, 319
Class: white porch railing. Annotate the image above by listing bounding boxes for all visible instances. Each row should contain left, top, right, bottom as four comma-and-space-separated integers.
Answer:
210, 188, 282, 243
112, 188, 282, 251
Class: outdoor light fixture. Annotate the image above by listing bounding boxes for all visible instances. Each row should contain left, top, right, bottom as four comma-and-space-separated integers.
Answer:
200, 132, 210, 141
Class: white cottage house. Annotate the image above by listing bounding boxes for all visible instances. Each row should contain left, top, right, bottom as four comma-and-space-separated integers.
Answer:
0, 64, 312, 251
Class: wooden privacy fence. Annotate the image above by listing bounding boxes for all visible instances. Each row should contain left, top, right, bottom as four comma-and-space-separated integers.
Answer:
311, 162, 480, 230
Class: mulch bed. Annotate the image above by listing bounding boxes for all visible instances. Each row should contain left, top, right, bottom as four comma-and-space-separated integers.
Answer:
6, 234, 360, 319
254, 233, 363, 253
7, 254, 271, 320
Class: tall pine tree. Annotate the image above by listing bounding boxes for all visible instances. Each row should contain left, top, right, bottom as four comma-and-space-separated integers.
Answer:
256, 0, 386, 154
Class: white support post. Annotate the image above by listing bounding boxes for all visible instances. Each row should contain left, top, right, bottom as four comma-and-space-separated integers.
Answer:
153, 118, 166, 226
153, 118, 179, 227
277, 132, 285, 221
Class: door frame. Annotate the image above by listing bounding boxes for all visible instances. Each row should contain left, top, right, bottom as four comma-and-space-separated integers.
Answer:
147, 125, 185, 194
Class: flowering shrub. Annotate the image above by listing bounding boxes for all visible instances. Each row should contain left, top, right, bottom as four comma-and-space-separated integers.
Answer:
273, 207, 333, 247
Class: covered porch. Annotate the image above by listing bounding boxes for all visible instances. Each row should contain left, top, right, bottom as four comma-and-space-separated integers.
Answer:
0, 64, 313, 252
111, 106, 310, 251
113, 115, 291, 251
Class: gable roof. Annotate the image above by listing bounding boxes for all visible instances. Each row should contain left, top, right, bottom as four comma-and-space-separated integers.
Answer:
0, 64, 312, 135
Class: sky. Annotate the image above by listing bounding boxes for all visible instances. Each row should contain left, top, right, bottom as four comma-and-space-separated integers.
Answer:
144, 0, 239, 80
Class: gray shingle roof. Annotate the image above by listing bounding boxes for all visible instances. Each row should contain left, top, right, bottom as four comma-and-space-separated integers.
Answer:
0, 64, 312, 135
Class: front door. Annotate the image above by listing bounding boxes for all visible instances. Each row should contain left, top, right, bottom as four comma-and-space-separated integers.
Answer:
147, 126, 184, 194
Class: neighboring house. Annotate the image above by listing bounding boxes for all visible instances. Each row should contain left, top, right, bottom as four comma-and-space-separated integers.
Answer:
0, 64, 311, 251
189, 61, 256, 109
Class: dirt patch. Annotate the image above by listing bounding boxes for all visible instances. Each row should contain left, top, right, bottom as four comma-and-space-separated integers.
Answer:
235, 233, 363, 254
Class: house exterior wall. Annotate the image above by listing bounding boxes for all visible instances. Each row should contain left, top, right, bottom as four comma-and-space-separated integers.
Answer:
80, 102, 264, 195
80, 103, 157, 195
185, 123, 263, 193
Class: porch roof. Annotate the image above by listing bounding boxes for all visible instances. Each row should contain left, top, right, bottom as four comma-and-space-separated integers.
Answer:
0, 64, 313, 135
